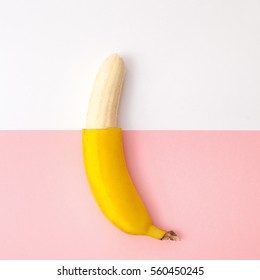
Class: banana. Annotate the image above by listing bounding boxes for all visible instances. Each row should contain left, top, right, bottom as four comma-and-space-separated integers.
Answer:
82, 54, 179, 240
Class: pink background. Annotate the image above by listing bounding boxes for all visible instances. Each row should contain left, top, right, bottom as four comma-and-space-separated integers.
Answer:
0, 130, 259, 259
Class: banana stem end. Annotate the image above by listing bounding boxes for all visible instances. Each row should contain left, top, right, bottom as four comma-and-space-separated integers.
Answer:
161, 231, 180, 241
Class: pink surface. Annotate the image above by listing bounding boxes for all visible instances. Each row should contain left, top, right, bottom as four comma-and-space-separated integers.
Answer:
0, 130, 260, 260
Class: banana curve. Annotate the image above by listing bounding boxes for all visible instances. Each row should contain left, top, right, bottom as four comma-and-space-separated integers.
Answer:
82, 53, 180, 240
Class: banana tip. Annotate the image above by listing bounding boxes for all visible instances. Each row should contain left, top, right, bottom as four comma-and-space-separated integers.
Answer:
101, 53, 125, 75
161, 231, 180, 241
106, 53, 124, 63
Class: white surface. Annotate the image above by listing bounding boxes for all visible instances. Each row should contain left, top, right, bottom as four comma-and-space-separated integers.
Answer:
0, 260, 260, 280
0, 0, 259, 130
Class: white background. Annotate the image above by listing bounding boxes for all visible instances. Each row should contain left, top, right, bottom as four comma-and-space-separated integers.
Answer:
0, 260, 260, 280
0, 0, 259, 130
